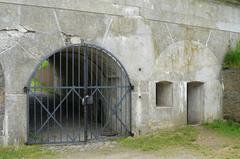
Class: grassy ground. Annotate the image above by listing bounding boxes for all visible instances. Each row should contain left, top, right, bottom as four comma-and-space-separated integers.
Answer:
115, 120, 240, 158
0, 145, 55, 159
204, 120, 240, 138
116, 126, 198, 151
1, 120, 240, 159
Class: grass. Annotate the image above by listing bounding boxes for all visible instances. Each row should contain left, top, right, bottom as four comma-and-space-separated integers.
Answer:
0, 145, 55, 159
204, 120, 240, 138
223, 41, 240, 68
116, 126, 198, 151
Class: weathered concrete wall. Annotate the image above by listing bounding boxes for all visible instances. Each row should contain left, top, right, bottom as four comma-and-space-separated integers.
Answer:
223, 69, 240, 122
0, 0, 239, 144
0, 64, 4, 130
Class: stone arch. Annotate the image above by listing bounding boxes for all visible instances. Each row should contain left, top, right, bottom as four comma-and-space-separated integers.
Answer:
0, 62, 4, 133
153, 40, 221, 82
26, 43, 132, 144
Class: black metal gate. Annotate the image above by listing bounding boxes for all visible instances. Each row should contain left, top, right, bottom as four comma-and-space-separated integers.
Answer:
26, 43, 132, 144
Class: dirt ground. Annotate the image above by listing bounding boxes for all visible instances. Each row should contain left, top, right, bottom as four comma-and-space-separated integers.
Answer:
47, 126, 240, 159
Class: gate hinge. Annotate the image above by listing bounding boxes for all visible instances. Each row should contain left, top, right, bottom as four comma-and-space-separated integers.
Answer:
129, 132, 134, 137
23, 86, 29, 93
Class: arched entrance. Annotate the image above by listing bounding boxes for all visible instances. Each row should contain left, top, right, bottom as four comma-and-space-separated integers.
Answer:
27, 43, 132, 144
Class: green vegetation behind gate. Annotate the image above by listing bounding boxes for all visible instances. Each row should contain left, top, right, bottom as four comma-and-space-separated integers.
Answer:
223, 41, 240, 68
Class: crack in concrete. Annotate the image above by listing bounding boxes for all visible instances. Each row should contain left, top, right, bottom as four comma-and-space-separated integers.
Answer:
102, 17, 113, 45
53, 9, 66, 46
0, 25, 36, 34
0, 45, 16, 56
205, 31, 212, 47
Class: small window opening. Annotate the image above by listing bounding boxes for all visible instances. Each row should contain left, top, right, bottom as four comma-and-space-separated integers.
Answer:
156, 81, 173, 107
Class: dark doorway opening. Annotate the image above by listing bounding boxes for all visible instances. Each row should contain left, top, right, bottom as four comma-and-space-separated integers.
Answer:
187, 82, 204, 125
27, 44, 132, 144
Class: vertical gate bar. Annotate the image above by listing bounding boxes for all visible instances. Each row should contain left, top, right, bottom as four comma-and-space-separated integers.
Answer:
124, 77, 127, 136
72, 46, 75, 141
47, 58, 50, 143
27, 87, 30, 143
83, 45, 88, 142
129, 85, 132, 135
101, 50, 103, 136
120, 67, 123, 135
47, 82, 49, 142
53, 51, 56, 142
115, 66, 117, 134
110, 59, 113, 134
66, 47, 69, 143
90, 48, 93, 139
78, 46, 81, 141
40, 62, 43, 143
60, 49, 62, 142
106, 54, 109, 135
125, 73, 127, 136
34, 82, 37, 142
95, 48, 98, 137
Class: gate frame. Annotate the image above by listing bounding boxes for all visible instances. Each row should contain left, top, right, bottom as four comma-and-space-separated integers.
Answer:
25, 42, 133, 144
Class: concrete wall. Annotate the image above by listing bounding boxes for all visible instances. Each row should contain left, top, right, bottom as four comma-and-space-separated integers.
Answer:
0, 63, 4, 131
0, 0, 239, 144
